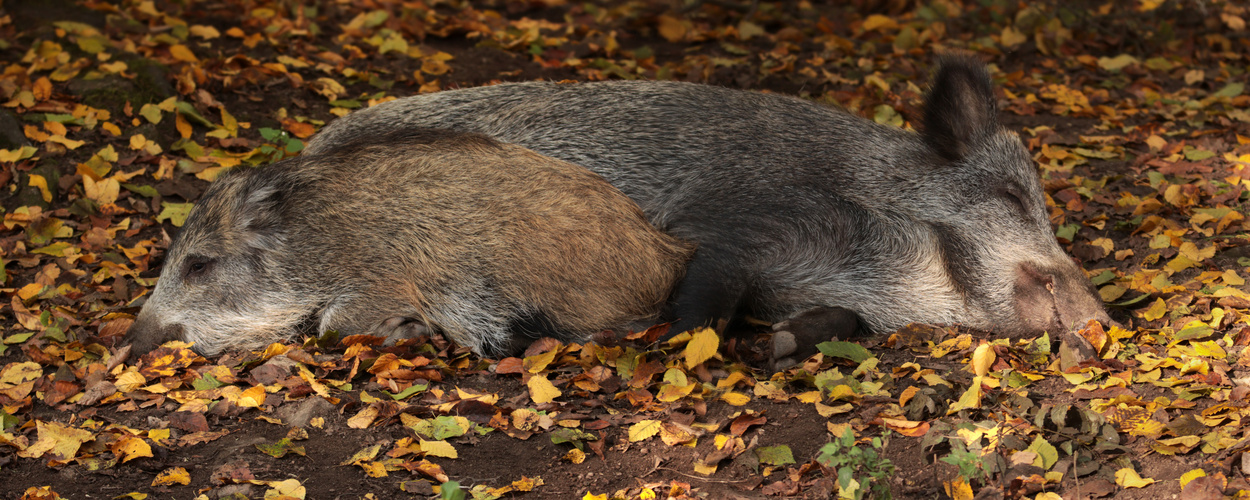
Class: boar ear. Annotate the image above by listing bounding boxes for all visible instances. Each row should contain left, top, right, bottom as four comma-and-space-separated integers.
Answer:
922, 55, 999, 161
236, 182, 291, 242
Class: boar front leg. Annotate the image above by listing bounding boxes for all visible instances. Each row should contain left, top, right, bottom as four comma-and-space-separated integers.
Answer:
664, 248, 749, 336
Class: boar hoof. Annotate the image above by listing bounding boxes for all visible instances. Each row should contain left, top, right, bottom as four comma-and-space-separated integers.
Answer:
377, 317, 430, 345
768, 306, 864, 372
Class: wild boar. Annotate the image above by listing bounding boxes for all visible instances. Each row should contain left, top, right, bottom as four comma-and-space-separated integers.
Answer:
306, 56, 1111, 366
124, 129, 693, 357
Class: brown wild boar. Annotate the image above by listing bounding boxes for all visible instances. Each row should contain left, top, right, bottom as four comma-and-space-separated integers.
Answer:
124, 129, 693, 357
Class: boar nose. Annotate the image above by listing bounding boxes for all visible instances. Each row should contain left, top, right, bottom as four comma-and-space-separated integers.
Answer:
123, 322, 185, 355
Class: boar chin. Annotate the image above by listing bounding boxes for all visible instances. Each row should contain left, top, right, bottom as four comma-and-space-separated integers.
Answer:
1011, 260, 1110, 337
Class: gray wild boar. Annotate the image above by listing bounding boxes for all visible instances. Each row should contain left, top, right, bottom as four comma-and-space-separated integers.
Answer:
307, 56, 1111, 365
124, 129, 693, 357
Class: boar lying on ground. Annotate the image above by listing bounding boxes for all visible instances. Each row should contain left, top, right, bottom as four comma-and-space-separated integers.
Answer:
308, 56, 1111, 366
124, 130, 693, 357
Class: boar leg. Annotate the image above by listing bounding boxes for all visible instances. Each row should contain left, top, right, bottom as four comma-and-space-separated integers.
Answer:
770, 306, 864, 371
664, 249, 748, 336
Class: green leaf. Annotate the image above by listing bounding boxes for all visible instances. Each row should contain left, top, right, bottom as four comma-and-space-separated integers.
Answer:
430, 416, 467, 440
1184, 148, 1215, 161
440, 481, 465, 500
121, 183, 159, 198
816, 341, 872, 363
1027, 434, 1059, 469
140, 103, 164, 124
550, 427, 596, 451
388, 382, 428, 400
1055, 223, 1079, 242
175, 101, 214, 127
4, 332, 37, 345
1090, 270, 1116, 286
756, 445, 796, 466
192, 373, 223, 391
1213, 82, 1244, 98
255, 438, 306, 458
1173, 322, 1214, 341
156, 202, 194, 227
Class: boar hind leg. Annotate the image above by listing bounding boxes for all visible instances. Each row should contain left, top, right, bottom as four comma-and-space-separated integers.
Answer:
664, 249, 749, 336
770, 306, 864, 371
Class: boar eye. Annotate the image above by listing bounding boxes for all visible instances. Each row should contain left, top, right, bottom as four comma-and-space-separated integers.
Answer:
185, 257, 214, 278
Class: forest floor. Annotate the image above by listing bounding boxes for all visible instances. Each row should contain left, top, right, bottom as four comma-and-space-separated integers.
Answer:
2, 0, 1250, 499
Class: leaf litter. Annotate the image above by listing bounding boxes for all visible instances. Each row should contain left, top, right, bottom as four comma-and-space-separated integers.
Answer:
2, 0, 1250, 499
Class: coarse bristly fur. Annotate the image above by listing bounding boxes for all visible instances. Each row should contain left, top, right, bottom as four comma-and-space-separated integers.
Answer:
305, 55, 1110, 355
125, 130, 694, 357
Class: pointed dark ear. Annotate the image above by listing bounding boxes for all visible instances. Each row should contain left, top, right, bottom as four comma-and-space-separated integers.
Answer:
233, 173, 298, 247
922, 55, 1000, 161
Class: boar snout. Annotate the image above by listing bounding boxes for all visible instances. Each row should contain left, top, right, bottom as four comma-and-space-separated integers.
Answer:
123, 317, 185, 354
1013, 260, 1110, 336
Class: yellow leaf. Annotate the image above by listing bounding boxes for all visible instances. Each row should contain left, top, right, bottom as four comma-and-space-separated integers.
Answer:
1115, 467, 1155, 488
527, 374, 561, 404
862, 14, 898, 31
237, 385, 266, 408
312, 78, 346, 100
1179, 468, 1207, 488
169, 44, 198, 63
17, 420, 94, 461
947, 377, 983, 413
684, 327, 719, 369
1145, 135, 1167, 150
628, 420, 661, 442
582, 493, 607, 500
815, 402, 854, 417
265, 478, 306, 499
0, 362, 42, 387
190, 25, 221, 40
348, 405, 379, 429
0, 145, 38, 162
114, 435, 154, 463
656, 15, 687, 42
720, 392, 750, 406
28, 174, 52, 202
419, 439, 457, 459
659, 422, 696, 446
693, 461, 717, 475
1033, 493, 1064, 500
970, 342, 995, 377
152, 467, 191, 486
564, 448, 586, 463
175, 112, 192, 139
1141, 297, 1167, 321
1097, 54, 1139, 71
83, 176, 120, 205
942, 478, 973, 500
361, 461, 387, 477
1000, 26, 1027, 47
524, 347, 559, 374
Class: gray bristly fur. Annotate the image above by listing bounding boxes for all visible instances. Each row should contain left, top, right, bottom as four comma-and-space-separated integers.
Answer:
124, 129, 692, 358
306, 55, 1109, 343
